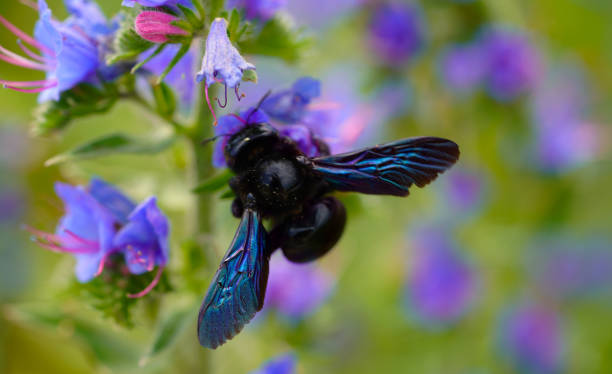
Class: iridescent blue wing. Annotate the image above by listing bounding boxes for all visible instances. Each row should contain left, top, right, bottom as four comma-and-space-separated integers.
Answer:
308, 137, 459, 196
197, 197, 269, 349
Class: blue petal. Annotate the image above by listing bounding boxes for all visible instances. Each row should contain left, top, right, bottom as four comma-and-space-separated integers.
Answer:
54, 26, 99, 92
292, 77, 320, 101
88, 178, 136, 224
34, 0, 62, 54
64, 0, 111, 37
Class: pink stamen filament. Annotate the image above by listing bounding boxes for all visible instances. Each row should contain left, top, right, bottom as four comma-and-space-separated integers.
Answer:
19, 0, 39, 10
4, 80, 57, 93
0, 14, 54, 56
0, 52, 48, 71
63, 229, 100, 247
215, 84, 228, 108
127, 267, 163, 298
229, 113, 247, 125
0, 79, 51, 87
25, 225, 99, 254
17, 39, 48, 62
204, 84, 218, 126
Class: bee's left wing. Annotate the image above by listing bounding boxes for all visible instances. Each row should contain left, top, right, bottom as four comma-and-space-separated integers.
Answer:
197, 195, 269, 349
305, 137, 459, 197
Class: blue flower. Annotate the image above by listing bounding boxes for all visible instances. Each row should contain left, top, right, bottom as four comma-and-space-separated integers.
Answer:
28, 179, 170, 297
405, 224, 478, 328
196, 18, 255, 123
367, 2, 426, 66
498, 302, 565, 374
0, 0, 112, 101
261, 77, 321, 123
212, 107, 269, 167
250, 353, 297, 374
263, 252, 334, 321
227, 0, 287, 21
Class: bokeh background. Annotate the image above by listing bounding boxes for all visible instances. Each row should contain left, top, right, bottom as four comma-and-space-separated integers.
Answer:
1, 0, 611, 373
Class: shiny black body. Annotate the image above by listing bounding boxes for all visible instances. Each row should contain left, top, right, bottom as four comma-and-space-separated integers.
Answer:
197, 120, 460, 349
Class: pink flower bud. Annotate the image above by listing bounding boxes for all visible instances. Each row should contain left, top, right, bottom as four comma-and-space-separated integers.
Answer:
134, 11, 189, 43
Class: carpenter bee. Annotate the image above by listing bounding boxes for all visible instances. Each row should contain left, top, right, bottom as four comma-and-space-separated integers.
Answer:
197, 112, 460, 349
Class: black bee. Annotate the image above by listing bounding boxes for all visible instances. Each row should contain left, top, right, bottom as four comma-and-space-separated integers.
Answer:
197, 116, 459, 349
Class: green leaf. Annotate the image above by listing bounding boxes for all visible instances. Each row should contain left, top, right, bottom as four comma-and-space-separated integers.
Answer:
156, 43, 190, 84
152, 82, 177, 119
177, 4, 203, 29
107, 7, 153, 64
192, 169, 233, 193
240, 18, 310, 63
45, 133, 176, 166
32, 84, 117, 135
219, 187, 235, 199
131, 43, 167, 74
140, 304, 195, 365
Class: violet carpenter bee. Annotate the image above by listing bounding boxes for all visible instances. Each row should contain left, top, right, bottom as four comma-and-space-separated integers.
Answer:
197, 110, 460, 349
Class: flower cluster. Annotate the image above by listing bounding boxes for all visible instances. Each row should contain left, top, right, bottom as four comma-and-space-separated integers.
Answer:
440, 26, 541, 101
0, 0, 115, 101
28, 178, 169, 298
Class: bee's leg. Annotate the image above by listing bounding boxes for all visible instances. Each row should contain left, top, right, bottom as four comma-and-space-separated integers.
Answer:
269, 196, 346, 263
231, 197, 244, 218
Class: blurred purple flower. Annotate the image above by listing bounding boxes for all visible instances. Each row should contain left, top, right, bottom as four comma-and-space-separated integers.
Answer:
438, 168, 485, 218
228, 0, 286, 21
440, 27, 541, 101
0, 0, 110, 102
286, 0, 360, 31
141, 44, 196, 108
196, 18, 256, 124
250, 353, 296, 374
28, 179, 170, 297
122, 0, 191, 7
264, 252, 334, 321
531, 240, 612, 301
481, 28, 541, 101
367, 2, 425, 66
531, 66, 600, 171
498, 302, 565, 374
261, 77, 321, 124
212, 107, 269, 168
0, 187, 25, 224
405, 225, 478, 327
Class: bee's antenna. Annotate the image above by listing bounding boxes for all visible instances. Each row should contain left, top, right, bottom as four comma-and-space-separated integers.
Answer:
245, 90, 272, 124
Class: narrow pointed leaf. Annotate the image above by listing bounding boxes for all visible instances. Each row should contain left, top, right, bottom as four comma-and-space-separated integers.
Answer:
192, 169, 233, 193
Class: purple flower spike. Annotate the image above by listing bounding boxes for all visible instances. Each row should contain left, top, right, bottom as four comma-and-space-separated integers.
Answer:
480, 28, 541, 101
250, 353, 296, 374
212, 107, 269, 168
261, 77, 321, 124
405, 225, 478, 327
498, 302, 565, 374
0, 0, 111, 101
264, 252, 334, 321
196, 18, 255, 124
228, 0, 287, 21
368, 2, 425, 66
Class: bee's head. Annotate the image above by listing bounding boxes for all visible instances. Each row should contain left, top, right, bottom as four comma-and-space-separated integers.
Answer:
225, 122, 280, 171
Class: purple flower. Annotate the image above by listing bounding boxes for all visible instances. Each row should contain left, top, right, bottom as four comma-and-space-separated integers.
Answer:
196, 18, 256, 124
250, 353, 296, 374
28, 179, 170, 297
141, 43, 196, 108
0, 0, 110, 101
264, 252, 334, 321
228, 0, 287, 21
278, 125, 321, 157
531, 239, 612, 301
212, 107, 269, 168
405, 225, 478, 327
286, 0, 360, 31
438, 168, 485, 218
440, 44, 487, 94
367, 2, 425, 66
261, 77, 321, 124
498, 302, 565, 374
531, 66, 600, 171
481, 28, 541, 101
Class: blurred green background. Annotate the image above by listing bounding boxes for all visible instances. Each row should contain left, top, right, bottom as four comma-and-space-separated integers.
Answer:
1, 0, 611, 373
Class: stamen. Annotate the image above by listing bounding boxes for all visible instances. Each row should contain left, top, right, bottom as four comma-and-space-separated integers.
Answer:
63, 229, 99, 247
17, 39, 47, 62
0, 15, 54, 56
94, 248, 120, 277
215, 84, 228, 108
0, 79, 51, 87
204, 84, 218, 126
235, 84, 246, 101
24, 224, 99, 254
229, 113, 247, 125
0, 51, 48, 70
4, 80, 57, 93
19, 0, 38, 10
127, 267, 164, 298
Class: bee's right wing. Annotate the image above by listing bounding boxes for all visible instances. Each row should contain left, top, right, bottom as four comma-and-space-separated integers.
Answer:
306, 137, 459, 197
197, 195, 270, 349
